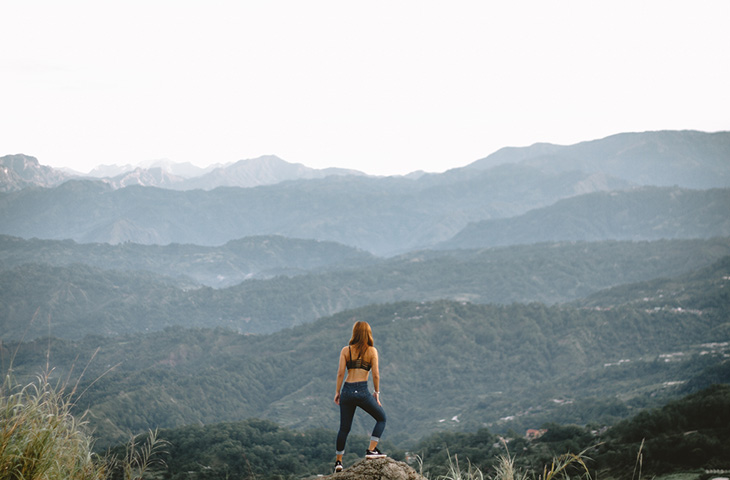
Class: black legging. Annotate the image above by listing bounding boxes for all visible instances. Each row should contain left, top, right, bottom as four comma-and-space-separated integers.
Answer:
336, 381, 386, 454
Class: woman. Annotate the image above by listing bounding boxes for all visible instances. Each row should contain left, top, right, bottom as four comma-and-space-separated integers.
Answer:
333, 320, 387, 473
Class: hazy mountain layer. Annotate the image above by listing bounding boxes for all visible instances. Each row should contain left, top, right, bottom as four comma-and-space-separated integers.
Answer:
468, 130, 730, 189
174, 155, 365, 190
3, 238, 729, 341
0, 167, 629, 254
3, 130, 727, 253
0, 234, 375, 287
3, 131, 729, 193
439, 186, 730, 249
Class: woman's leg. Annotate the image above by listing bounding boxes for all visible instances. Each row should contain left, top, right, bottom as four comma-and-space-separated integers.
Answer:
336, 394, 357, 456
359, 393, 386, 449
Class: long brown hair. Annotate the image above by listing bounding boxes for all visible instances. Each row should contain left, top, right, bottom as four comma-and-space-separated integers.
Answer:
348, 321, 374, 358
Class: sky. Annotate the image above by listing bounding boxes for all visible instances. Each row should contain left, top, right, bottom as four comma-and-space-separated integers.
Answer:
1, 1, 729, 177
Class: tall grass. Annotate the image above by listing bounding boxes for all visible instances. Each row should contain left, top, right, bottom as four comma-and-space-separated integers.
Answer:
1, 370, 166, 480
490, 447, 529, 480
440, 453, 486, 480
0, 372, 106, 479
434, 445, 592, 480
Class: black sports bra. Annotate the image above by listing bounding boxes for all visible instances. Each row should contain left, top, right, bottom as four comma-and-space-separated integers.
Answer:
346, 346, 372, 371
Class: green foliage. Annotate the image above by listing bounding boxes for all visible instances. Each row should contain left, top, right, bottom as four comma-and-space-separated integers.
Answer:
413, 385, 730, 477
598, 384, 730, 473
416, 430, 500, 477
150, 419, 338, 479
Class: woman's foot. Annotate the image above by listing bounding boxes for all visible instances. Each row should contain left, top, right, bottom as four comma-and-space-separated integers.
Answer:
334, 460, 343, 473
365, 447, 386, 458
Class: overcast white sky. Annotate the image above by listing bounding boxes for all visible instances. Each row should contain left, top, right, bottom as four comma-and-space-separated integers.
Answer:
2, 1, 728, 176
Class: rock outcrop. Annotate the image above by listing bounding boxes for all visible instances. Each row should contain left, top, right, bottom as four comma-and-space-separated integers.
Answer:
327, 457, 427, 480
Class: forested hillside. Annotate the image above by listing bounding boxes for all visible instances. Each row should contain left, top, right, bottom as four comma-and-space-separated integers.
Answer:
0, 234, 376, 287
5, 256, 728, 448
414, 384, 730, 478
90, 384, 729, 479
3, 238, 730, 340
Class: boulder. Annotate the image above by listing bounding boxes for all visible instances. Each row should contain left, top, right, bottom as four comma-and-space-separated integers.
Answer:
327, 457, 427, 480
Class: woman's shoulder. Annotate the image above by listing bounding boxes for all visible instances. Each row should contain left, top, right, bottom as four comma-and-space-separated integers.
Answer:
363, 345, 377, 359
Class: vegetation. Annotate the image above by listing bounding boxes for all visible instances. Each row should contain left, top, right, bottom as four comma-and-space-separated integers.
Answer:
153, 419, 379, 479
5, 369, 725, 479
0, 372, 106, 479
597, 384, 730, 474
45, 385, 719, 480
416, 384, 730, 478
1, 370, 172, 480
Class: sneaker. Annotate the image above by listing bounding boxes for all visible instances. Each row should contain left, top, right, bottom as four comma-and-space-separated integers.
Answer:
334, 460, 343, 473
365, 447, 386, 459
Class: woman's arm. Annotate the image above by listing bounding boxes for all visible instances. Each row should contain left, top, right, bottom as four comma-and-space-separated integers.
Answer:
371, 347, 381, 405
334, 347, 347, 405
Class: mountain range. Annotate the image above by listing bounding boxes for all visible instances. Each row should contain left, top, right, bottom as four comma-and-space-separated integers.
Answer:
468, 130, 730, 189
4, 130, 729, 192
2, 130, 729, 255
1, 153, 365, 191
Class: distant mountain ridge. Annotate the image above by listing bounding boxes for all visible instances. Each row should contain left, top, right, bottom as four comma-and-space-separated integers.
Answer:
95, 155, 366, 189
3, 130, 729, 193
89, 158, 225, 178
1, 130, 728, 253
0, 154, 72, 191
0, 154, 365, 191
438, 186, 730, 250
0, 168, 633, 254
174, 155, 365, 190
467, 130, 730, 189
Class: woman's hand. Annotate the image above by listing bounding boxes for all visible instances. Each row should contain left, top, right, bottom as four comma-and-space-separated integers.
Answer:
374, 391, 381, 406
334, 392, 341, 405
